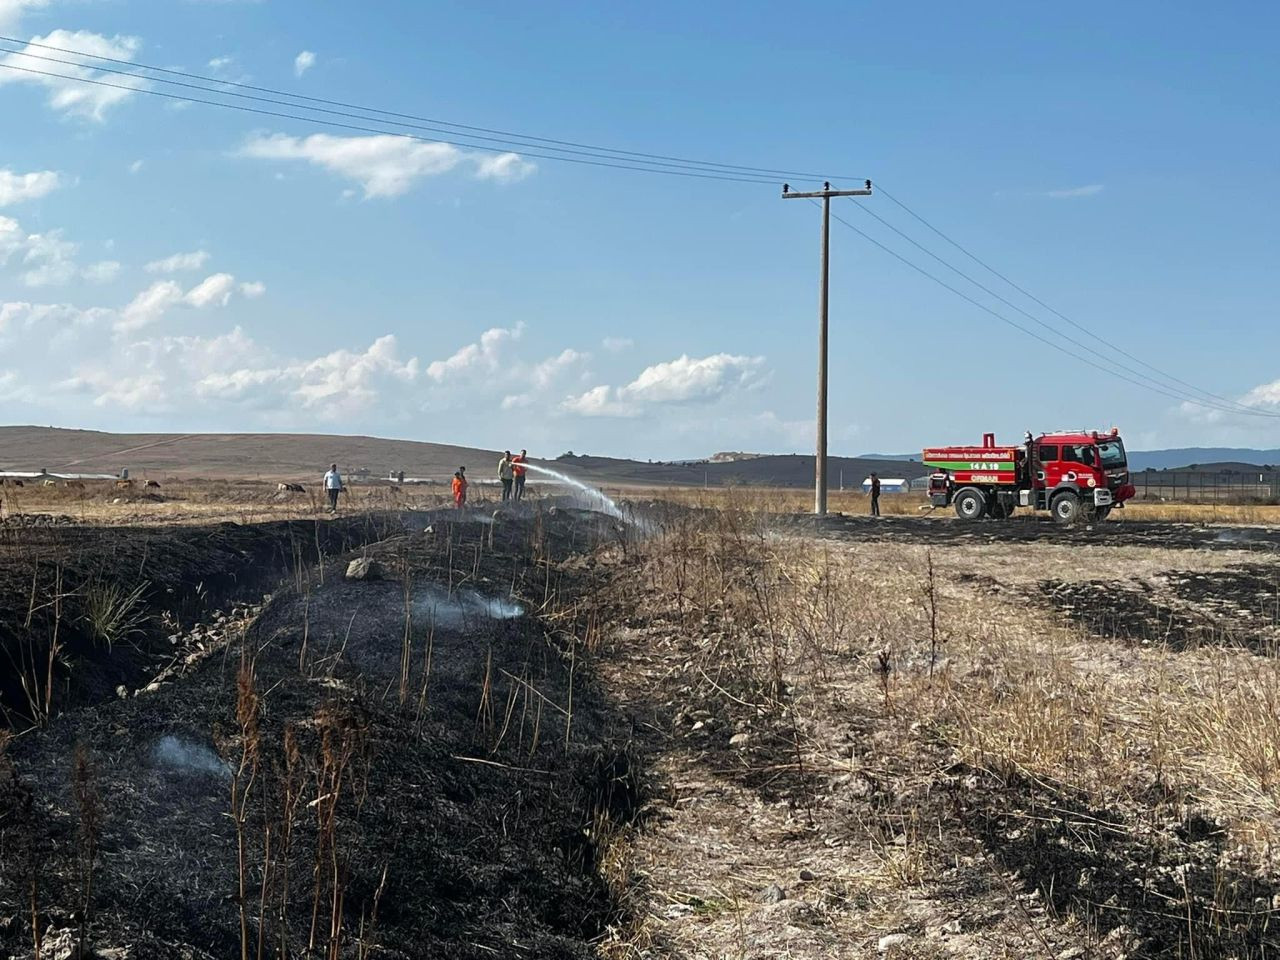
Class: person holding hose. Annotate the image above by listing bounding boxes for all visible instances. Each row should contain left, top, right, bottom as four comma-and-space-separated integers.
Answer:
498, 451, 515, 502
323, 463, 344, 513
452, 466, 467, 508
512, 449, 527, 501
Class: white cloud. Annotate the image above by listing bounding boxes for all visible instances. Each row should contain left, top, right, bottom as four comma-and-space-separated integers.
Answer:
128, 159, 144, 174
294, 50, 316, 77
475, 152, 536, 183
0, 217, 94, 288
0, 31, 147, 120
145, 250, 210, 273
116, 272, 246, 332
561, 353, 767, 418
427, 322, 525, 381
119, 279, 183, 331
240, 132, 536, 198
83, 260, 121, 282
1045, 184, 1104, 199
19, 228, 77, 287
239, 280, 266, 298
560, 384, 639, 418
0, 0, 50, 31
1240, 381, 1280, 409
208, 56, 234, 71
602, 336, 634, 354
184, 272, 237, 307
0, 169, 61, 207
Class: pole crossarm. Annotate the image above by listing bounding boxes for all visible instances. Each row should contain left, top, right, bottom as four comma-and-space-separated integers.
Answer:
781, 188, 872, 199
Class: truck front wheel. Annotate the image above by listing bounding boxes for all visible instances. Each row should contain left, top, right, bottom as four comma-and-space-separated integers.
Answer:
1051, 492, 1081, 526
954, 488, 987, 521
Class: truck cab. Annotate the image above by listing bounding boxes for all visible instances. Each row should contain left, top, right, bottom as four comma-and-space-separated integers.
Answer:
1030, 429, 1135, 521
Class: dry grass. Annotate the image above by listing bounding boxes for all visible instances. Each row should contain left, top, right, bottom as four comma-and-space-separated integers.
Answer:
599, 503, 1280, 957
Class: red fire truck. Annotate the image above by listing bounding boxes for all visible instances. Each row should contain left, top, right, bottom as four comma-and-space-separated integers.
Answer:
922, 429, 1136, 524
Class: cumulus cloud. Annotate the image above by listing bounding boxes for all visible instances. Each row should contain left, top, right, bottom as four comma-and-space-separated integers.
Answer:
427, 322, 525, 381
0, 0, 50, 30
18, 228, 77, 287
1045, 184, 1104, 199
116, 272, 254, 332
146, 250, 210, 273
0, 31, 147, 120
184, 272, 237, 307
475, 152, 536, 182
240, 133, 536, 197
561, 352, 767, 417
1240, 381, 1280, 409
294, 50, 316, 77
0, 169, 61, 206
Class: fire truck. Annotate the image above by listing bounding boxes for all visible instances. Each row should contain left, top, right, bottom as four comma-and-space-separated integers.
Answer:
922, 429, 1136, 524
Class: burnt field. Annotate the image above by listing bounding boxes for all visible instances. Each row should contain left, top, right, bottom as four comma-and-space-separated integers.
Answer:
3, 500, 1280, 958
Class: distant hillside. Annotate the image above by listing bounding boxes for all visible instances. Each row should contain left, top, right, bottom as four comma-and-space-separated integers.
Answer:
0, 426, 504, 481
0, 427, 928, 488
1126, 448, 1280, 471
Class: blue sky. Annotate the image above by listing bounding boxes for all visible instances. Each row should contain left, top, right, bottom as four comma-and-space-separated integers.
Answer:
1, 0, 1278, 458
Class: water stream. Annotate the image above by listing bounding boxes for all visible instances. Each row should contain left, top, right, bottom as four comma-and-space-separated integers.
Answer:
519, 462, 625, 520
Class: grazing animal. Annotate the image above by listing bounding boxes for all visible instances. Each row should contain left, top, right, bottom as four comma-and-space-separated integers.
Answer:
11, 480, 22, 488
115, 479, 133, 489
279, 482, 304, 493
145, 480, 161, 489
43, 479, 58, 487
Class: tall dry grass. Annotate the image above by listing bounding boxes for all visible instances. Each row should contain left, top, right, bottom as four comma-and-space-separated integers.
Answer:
631, 502, 1280, 857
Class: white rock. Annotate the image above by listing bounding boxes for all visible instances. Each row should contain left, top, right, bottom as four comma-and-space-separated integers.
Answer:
878, 933, 909, 953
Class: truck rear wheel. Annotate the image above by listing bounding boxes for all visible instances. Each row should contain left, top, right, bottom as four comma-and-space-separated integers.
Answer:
1051, 492, 1081, 526
954, 488, 986, 521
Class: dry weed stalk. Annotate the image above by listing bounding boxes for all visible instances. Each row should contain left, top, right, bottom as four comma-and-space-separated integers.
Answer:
232, 653, 262, 960
72, 741, 100, 958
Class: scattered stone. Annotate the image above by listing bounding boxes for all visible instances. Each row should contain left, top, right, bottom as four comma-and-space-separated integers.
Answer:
729, 732, 751, 748
1057, 948, 1085, 960
757, 882, 786, 904
115, 685, 128, 699
345, 557, 387, 581
764, 899, 815, 924
878, 933, 909, 953
797, 868, 817, 882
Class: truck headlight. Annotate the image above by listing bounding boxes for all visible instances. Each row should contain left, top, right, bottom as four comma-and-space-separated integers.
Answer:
1087, 478, 1097, 488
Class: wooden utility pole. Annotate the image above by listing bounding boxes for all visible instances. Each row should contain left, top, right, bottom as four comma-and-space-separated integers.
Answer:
782, 180, 872, 515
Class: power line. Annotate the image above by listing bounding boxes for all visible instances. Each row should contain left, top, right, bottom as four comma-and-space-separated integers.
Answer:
0, 32, 863, 184
0, 60, 786, 184
821, 201, 1280, 419
873, 183, 1261, 416
846, 197, 1253, 412
0, 44, 787, 180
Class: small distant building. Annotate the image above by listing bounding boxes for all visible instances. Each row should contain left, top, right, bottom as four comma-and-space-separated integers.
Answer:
862, 477, 912, 493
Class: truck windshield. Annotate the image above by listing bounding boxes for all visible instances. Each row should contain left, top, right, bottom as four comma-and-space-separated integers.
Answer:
1097, 439, 1126, 468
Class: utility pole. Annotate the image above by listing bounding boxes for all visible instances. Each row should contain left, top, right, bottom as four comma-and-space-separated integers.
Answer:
782, 180, 872, 515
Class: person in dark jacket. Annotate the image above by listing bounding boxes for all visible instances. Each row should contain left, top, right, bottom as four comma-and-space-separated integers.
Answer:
869, 472, 881, 517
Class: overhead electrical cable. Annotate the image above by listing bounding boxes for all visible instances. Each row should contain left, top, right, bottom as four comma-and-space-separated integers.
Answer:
0, 33, 863, 183
0, 61, 786, 184
872, 183, 1262, 416
820, 201, 1280, 419
846, 197, 1252, 410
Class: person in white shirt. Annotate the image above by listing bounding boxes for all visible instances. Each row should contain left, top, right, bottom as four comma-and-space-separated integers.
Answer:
323, 463, 343, 512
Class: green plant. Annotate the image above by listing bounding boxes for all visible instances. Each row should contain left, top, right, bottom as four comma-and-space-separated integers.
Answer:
80, 579, 150, 650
